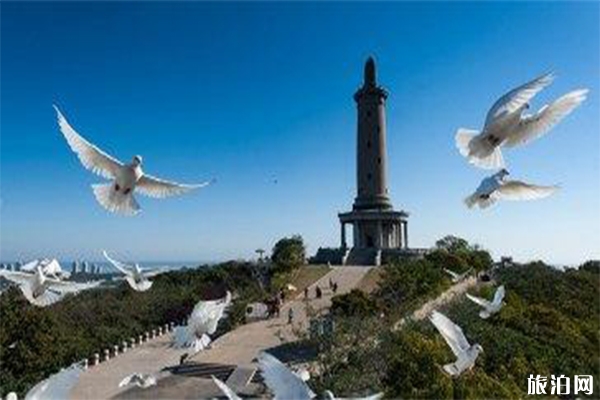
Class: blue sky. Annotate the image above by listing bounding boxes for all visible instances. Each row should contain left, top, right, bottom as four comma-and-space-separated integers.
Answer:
1, 2, 598, 265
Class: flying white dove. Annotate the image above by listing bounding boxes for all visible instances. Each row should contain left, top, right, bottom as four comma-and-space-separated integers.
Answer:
444, 267, 472, 283
102, 250, 167, 292
464, 169, 558, 209
429, 310, 483, 376
455, 73, 588, 169
54, 105, 213, 215
20, 259, 67, 280
118, 373, 157, 389
211, 375, 242, 400
466, 285, 505, 319
24, 362, 85, 400
257, 352, 382, 400
0, 266, 102, 307
172, 292, 232, 354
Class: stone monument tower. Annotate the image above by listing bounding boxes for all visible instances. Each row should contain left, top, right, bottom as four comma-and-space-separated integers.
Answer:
337, 57, 410, 265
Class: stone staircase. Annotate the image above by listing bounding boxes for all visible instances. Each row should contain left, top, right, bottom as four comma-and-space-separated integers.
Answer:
343, 248, 377, 266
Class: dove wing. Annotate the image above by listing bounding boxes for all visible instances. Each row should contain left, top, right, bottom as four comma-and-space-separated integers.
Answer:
143, 267, 169, 278
212, 376, 242, 400
136, 175, 212, 199
54, 106, 123, 179
429, 311, 471, 358
20, 285, 64, 307
444, 268, 460, 280
102, 251, 134, 276
0, 270, 35, 286
504, 89, 588, 147
18, 260, 41, 272
258, 352, 316, 400
25, 363, 84, 400
466, 293, 493, 309
494, 181, 559, 201
484, 73, 555, 128
46, 278, 102, 294
492, 285, 506, 306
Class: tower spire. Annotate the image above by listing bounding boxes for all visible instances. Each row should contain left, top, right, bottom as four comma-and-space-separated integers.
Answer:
364, 56, 376, 86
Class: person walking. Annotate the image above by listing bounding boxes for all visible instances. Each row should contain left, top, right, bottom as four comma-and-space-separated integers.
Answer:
288, 307, 294, 324
315, 285, 322, 299
304, 287, 309, 299
332, 282, 338, 294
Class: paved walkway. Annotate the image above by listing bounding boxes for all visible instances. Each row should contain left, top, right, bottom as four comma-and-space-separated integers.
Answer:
188, 266, 371, 366
70, 266, 372, 399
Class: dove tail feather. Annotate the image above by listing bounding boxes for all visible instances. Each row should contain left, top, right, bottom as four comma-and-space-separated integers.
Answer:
455, 128, 477, 158
443, 363, 460, 376
20, 285, 63, 307
456, 128, 505, 170
92, 183, 140, 216
464, 193, 478, 209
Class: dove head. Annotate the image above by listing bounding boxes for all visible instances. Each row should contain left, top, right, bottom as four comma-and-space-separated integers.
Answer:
495, 169, 509, 180
132, 155, 143, 166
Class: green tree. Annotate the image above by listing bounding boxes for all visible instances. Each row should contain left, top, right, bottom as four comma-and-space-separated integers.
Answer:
271, 235, 306, 274
435, 235, 470, 253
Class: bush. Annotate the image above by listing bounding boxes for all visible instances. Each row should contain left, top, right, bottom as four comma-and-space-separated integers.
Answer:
331, 289, 381, 317
376, 258, 450, 317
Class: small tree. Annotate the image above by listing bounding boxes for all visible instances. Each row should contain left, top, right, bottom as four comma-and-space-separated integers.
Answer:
434, 235, 493, 273
435, 235, 470, 253
271, 235, 306, 274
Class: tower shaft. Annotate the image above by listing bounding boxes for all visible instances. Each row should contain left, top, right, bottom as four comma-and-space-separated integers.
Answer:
353, 57, 391, 211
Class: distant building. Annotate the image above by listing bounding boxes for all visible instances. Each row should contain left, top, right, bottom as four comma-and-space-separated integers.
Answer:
314, 58, 427, 266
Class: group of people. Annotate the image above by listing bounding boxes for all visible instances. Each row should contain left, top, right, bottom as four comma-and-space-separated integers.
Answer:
303, 278, 338, 301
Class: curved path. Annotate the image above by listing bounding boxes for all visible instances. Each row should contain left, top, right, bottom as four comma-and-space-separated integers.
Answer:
70, 266, 372, 399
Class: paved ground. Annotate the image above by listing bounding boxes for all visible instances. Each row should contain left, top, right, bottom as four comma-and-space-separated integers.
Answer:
70, 265, 372, 399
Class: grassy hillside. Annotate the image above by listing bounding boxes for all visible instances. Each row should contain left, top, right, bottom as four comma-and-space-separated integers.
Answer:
315, 239, 599, 399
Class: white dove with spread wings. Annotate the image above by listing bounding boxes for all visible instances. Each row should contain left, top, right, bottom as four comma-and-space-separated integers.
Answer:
0, 265, 102, 307
429, 311, 483, 377
172, 292, 232, 354
102, 250, 167, 292
466, 285, 506, 319
464, 169, 558, 209
455, 73, 588, 169
55, 106, 213, 215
